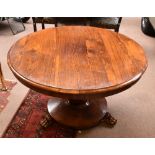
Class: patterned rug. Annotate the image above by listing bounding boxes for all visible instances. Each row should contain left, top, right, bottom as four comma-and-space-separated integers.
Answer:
0, 80, 17, 113
3, 90, 76, 138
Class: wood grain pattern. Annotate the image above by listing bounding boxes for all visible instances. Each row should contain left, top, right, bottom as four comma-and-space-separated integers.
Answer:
7, 26, 147, 99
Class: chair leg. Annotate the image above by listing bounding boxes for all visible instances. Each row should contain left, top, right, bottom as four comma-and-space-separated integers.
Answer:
42, 22, 45, 29
41, 18, 45, 29
32, 17, 37, 32
115, 17, 122, 32
55, 22, 58, 27
0, 63, 7, 91
115, 25, 120, 32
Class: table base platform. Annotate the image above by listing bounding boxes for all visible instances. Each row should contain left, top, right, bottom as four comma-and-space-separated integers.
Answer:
40, 98, 117, 129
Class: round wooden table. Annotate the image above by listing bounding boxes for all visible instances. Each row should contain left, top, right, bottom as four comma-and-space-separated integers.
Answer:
7, 26, 147, 129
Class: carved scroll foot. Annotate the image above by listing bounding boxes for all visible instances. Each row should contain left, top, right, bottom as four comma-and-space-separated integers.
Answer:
0, 86, 7, 91
101, 112, 117, 128
40, 113, 53, 128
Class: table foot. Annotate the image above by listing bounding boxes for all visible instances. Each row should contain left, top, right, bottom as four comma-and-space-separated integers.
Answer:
101, 112, 117, 128
40, 113, 53, 128
47, 97, 107, 129
0, 87, 7, 91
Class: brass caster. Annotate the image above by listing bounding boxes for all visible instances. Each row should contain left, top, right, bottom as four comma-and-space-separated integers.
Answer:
101, 112, 117, 128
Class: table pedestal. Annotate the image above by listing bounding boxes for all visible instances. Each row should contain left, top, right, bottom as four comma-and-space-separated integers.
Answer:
40, 98, 117, 129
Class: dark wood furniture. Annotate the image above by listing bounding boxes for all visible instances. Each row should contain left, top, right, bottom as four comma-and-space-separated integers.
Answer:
32, 17, 122, 32
141, 17, 155, 37
0, 63, 7, 91
90, 17, 122, 32
32, 17, 56, 32
7, 26, 147, 129
32, 17, 90, 32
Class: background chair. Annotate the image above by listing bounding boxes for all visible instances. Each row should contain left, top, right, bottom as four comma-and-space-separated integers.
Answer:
0, 63, 7, 91
141, 17, 155, 37
32, 17, 56, 32
0, 17, 25, 35
90, 17, 122, 32
32, 17, 122, 32
32, 17, 90, 32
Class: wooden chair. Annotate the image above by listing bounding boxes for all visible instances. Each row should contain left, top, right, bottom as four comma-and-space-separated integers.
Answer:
90, 17, 122, 32
32, 17, 122, 32
32, 17, 56, 32
0, 63, 7, 91
32, 17, 89, 32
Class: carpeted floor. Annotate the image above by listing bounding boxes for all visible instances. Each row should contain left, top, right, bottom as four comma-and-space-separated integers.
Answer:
0, 18, 155, 137
3, 90, 76, 138
0, 81, 16, 112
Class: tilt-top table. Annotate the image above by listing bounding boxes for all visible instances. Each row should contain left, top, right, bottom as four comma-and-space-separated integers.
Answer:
7, 26, 147, 129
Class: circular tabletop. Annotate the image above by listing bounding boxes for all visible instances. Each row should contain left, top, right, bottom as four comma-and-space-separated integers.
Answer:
8, 26, 147, 98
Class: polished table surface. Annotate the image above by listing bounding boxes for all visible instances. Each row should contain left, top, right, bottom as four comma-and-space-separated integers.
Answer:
7, 26, 147, 129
